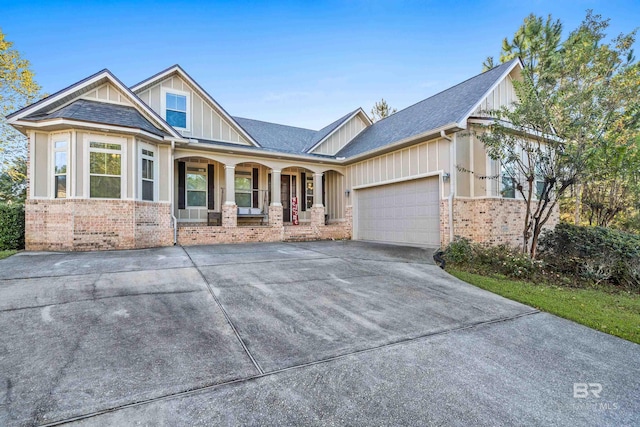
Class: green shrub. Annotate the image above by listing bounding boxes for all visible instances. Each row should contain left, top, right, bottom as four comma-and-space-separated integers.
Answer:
442, 237, 541, 280
0, 203, 25, 250
538, 223, 640, 290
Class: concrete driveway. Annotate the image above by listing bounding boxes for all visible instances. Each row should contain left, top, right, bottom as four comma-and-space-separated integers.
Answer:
0, 241, 637, 426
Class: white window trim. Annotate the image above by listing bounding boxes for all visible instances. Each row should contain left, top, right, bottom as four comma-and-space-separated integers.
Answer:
185, 163, 207, 209
83, 134, 128, 200
50, 133, 69, 199
139, 142, 158, 202
234, 166, 253, 208
161, 87, 191, 131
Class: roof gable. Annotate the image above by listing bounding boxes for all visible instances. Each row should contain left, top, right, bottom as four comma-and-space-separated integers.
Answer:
336, 58, 522, 158
131, 65, 260, 147
7, 69, 180, 138
305, 108, 371, 154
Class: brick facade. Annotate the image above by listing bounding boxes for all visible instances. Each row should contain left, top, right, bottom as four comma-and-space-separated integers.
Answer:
177, 204, 352, 246
25, 200, 173, 251
449, 198, 559, 248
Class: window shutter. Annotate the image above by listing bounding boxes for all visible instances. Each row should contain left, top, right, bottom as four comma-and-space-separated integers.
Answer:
300, 172, 306, 211
322, 175, 326, 206
178, 162, 186, 209
252, 168, 259, 208
207, 164, 215, 210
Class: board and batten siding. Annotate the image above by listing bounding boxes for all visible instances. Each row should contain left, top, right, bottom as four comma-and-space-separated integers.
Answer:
324, 170, 346, 220
81, 83, 134, 106
135, 75, 250, 145
346, 137, 451, 197
473, 73, 517, 114
312, 115, 368, 155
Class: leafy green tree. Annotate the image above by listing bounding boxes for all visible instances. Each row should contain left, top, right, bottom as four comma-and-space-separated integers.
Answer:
479, 11, 638, 257
0, 156, 26, 203
370, 98, 397, 122
1, 28, 42, 177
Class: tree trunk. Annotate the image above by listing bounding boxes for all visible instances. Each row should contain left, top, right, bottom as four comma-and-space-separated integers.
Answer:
574, 183, 581, 225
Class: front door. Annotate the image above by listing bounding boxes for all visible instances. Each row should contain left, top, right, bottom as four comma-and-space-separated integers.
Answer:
281, 175, 291, 222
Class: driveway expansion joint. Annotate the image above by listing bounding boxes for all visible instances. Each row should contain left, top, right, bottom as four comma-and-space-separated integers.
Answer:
37, 309, 541, 427
181, 246, 265, 376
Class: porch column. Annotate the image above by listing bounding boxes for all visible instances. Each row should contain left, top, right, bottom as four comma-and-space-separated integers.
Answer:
222, 165, 237, 228
269, 169, 283, 227
313, 173, 324, 207
224, 165, 236, 205
271, 169, 282, 206
311, 172, 325, 227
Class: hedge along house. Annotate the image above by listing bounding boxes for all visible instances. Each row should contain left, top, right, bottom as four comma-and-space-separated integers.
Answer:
7, 58, 547, 251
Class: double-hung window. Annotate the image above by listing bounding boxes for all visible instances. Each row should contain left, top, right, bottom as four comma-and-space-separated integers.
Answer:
53, 141, 68, 198
305, 174, 314, 209
163, 89, 189, 130
89, 141, 122, 198
500, 162, 516, 199
141, 148, 155, 201
186, 167, 207, 207
235, 170, 252, 208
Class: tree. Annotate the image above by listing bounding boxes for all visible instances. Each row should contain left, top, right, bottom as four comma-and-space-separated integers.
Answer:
370, 98, 397, 122
1, 28, 42, 174
479, 11, 638, 258
0, 156, 26, 203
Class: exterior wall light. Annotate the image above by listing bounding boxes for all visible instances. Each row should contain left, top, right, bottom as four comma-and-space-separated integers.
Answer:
345, 189, 351, 197
443, 172, 450, 182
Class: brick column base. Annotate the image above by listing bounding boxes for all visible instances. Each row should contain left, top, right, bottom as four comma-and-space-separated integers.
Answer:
222, 204, 237, 228
310, 206, 325, 227
269, 205, 283, 227
345, 205, 353, 238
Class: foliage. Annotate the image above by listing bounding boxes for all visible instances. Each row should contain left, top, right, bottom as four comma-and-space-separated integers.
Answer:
1, 28, 42, 175
479, 11, 638, 258
370, 98, 397, 122
449, 269, 640, 344
0, 156, 26, 203
0, 249, 16, 260
0, 203, 25, 250
538, 223, 640, 291
442, 237, 542, 281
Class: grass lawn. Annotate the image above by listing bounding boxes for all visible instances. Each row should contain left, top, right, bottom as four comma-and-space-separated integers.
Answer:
448, 268, 640, 345
0, 250, 17, 260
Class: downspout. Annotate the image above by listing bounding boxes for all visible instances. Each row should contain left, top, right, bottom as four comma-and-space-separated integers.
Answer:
170, 140, 178, 245
441, 130, 455, 244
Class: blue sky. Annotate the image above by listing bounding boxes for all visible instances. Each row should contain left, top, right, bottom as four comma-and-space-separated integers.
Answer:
2, 0, 638, 129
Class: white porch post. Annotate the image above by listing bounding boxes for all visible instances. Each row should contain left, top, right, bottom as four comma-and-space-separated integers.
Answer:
224, 165, 236, 205
311, 172, 325, 227
222, 165, 237, 228
271, 169, 282, 206
313, 172, 324, 207
269, 169, 283, 227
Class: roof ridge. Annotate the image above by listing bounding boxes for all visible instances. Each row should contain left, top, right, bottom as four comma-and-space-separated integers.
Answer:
372, 58, 519, 125
233, 116, 317, 132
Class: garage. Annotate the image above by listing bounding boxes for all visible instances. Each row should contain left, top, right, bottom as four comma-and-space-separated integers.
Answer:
355, 177, 441, 246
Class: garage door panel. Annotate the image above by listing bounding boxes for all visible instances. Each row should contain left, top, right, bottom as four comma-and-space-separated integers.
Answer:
356, 177, 440, 247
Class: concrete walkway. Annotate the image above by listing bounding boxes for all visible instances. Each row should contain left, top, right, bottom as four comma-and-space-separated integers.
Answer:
0, 241, 637, 426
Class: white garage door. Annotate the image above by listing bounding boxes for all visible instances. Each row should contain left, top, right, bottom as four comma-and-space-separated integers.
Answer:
355, 177, 440, 246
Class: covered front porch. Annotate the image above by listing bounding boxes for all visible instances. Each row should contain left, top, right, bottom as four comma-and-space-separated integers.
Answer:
173, 153, 352, 245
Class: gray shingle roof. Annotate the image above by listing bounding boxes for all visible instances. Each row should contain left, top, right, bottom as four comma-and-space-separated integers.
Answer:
24, 99, 168, 137
336, 59, 519, 158
232, 117, 316, 154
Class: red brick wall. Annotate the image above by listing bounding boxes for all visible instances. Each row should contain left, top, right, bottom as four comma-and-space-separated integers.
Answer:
451, 198, 559, 249
25, 199, 173, 251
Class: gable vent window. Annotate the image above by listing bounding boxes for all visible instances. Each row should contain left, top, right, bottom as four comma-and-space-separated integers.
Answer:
163, 90, 190, 130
